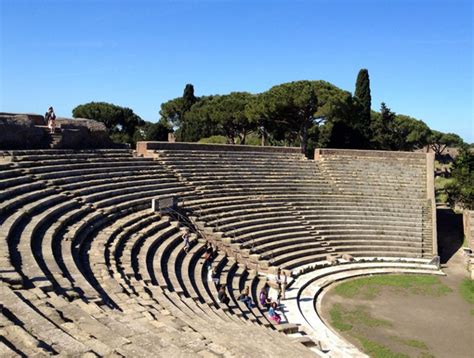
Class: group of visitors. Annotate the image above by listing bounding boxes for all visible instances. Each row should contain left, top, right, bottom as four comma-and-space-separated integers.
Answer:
217, 269, 288, 324
182, 230, 220, 262
259, 282, 282, 324
218, 285, 255, 309
182, 228, 288, 325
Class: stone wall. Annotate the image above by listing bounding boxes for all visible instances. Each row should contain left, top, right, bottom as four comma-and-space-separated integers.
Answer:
137, 141, 302, 157
463, 210, 474, 278
56, 117, 113, 149
0, 113, 114, 149
0, 112, 45, 125
0, 114, 50, 149
314, 148, 428, 159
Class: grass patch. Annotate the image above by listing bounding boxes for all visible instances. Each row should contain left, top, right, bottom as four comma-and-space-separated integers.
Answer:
334, 275, 452, 300
404, 339, 428, 350
357, 336, 410, 358
329, 303, 352, 331
198, 135, 228, 144
329, 303, 391, 332
459, 279, 474, 311
417, 353, 435, 358
344, 305, 392, 328
391, 336, 428, 350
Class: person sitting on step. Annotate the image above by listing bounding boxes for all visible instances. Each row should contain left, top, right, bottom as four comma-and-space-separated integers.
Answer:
268, 301, 281, 324
208, 267, 220, 289
238, 286, 254, 309
211, 244, 218, 260
217, 286, 230, 305
182, 229, 190, 254
202, 244, 213, 268
259, 284, 271, 308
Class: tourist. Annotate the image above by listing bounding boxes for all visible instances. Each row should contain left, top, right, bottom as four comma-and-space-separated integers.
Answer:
238, 286, 254, 309
268, 301, 281, 324
280, 271, 288, 300
218, 286, 230, 305
208, 267, 220, 289
211, 245, 218, 260
182, 229, 190, 254
275, 283, 282, 305
206, 243, 213, 257
45, 106, 56, 134
259, 284, 271, 308
202, 244, 213, 268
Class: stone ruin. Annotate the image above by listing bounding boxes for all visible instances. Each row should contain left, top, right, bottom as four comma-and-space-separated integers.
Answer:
0, 112, 113, 150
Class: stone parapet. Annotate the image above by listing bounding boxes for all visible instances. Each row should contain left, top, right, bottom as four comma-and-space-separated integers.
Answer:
314, 148, 427, 159
137, 141, 301, 157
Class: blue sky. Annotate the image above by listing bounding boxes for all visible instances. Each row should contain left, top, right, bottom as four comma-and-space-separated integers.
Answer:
1, 0, 472, 142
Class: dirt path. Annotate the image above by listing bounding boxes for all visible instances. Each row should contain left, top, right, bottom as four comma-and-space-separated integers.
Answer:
320, 209, 473, 358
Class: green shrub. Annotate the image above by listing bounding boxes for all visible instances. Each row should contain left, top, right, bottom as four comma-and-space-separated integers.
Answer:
198, 135, 228, 144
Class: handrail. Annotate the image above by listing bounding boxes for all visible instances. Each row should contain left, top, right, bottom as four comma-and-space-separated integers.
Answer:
180, 201, 244, 245
165, 206, 206, 240
177, 199, 269, 268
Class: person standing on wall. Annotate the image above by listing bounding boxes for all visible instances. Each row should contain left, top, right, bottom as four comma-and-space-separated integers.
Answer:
45, 106, 56, 134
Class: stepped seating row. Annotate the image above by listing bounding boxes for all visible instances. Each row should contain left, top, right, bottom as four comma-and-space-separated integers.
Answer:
182, 196, 331, 270
93, 208, 314, 335
151, 148, 430, 267
315, 152, 432, 257
154, 150, 339, 270
282, 259, 443, 357
1, 149, 317, 356
81, 207, 318, 355
0, 152, 193, 299
0, 146, 434, 356
318, 155, 427, 197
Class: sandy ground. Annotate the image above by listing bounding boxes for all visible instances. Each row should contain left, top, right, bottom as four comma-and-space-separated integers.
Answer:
320, 209, 473, 358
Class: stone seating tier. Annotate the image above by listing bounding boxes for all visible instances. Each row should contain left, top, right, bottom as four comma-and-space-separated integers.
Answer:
0, 146, 434, 356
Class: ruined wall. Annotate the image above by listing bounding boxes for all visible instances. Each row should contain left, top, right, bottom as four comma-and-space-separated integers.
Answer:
0, 114, 50, 149
56, 117, 113, 149
0, 113, 114, 149
463, 210, 474, 278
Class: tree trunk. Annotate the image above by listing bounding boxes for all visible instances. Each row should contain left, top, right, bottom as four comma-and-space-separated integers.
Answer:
239, 131, 246, 145
299, 122, 308, 154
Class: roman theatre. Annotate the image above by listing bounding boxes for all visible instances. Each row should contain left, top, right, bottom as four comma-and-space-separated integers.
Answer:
2, 135, 453, 357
